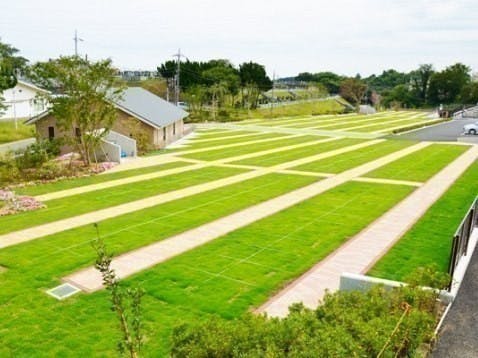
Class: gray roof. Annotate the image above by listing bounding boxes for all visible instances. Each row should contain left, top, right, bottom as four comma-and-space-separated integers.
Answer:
26, 87, 188, 127
113, 87, 188, 128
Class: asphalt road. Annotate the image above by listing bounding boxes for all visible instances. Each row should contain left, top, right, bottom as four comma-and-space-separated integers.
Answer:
389, 118, 478, 142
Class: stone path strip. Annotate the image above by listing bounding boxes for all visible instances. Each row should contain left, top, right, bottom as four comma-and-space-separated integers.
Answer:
257, 145, 478, 317
196, 123, 382, 139
0, 139, 393, 249
63, 142, 431, 292
35, 137, 343, 201
105, 133, 303, 174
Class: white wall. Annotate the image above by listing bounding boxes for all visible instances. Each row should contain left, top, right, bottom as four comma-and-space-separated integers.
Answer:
1, 82, 48, 119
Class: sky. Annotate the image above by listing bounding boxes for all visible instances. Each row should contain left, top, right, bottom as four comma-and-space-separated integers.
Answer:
1, 0, 477, 78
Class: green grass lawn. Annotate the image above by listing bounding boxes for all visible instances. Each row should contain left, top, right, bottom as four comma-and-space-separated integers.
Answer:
0, 166, 248, 234
292, 139, 415, 174
230, 138, 366, 167
0, 121, 34, 144
190, 130, 257, 140
353, 118, 429, 133
365, 144, 470, 182
14, 161, 193, 196
369, 160, 478, 281
315, 113, 423, 131
252, 98, 346, 118
171, 132, 284, 151
180, 135, 322, 161
0, 180, 413, 356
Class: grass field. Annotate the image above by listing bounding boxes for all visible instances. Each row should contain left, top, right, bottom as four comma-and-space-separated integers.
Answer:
0, 108, 475, 356
0, 120, 33, 144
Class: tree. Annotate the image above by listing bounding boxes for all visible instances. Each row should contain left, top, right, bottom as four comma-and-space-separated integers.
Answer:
31, 56, 123, 165
428, 63, 471, 105
339, 78, 367, 106
0, 39, 28, 113
460, 82, 478, 104
365, 69, 410, 93
296, 71, 344, 93
93, 224, 144, 358
239, 62, 272, 109
382, 84, 418, 109
410, 64, 434, 105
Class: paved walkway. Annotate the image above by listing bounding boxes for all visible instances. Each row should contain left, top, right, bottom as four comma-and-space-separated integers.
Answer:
257, 145, 478, 317
36, 137, 343, 201
0, 139, 391, 249
196, 123, 381, 139
432, 231, 478, 358
0, 137, 35, 154
63, 142, 431, 292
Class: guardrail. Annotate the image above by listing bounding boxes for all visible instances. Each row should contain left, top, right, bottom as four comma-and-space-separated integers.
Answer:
448, 197, 478, 286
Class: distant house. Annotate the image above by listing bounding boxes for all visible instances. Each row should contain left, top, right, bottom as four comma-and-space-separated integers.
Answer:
25, 87, 188, 160
0, 80, 49, 120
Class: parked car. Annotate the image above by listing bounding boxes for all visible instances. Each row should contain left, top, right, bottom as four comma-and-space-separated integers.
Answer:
464, 122, 478, 135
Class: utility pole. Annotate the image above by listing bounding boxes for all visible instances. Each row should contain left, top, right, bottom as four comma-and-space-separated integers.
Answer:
270, 71, 276, 117
172, 49, 187, 106
73, 30, 84, 56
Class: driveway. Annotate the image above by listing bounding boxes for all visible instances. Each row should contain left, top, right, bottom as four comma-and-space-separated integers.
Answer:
390, 118, 477, 142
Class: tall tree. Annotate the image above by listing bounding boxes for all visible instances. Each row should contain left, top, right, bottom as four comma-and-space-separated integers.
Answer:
410, 64, 434, 105
31, 56, 123, 165
0, 39, 28, 112
239, 62, 272, 109
339, 78, 367, 106
427, 63, 471, 105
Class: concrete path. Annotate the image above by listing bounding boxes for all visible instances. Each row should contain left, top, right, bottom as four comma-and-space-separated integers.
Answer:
196, 122, 382, 139
1, 139, 390, 249
35, 137, 343, 201
257, 145, 478, 317
0, 137, 35, 154
63, 142, 431, 292
104, 133, 303, 174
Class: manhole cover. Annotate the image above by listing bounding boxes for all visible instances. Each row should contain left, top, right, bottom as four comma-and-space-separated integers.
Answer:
46, 283, 81, 300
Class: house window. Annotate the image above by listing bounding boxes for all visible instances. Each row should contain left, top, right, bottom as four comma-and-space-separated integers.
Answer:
173, 122, 176, 135
163, 127, 166, 141
48, 126, 55, 140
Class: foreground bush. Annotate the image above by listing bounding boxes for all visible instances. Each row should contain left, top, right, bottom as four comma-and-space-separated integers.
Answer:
171, 274, 447, 357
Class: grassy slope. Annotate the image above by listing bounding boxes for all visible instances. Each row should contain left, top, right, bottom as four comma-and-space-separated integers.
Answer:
365, 144, 469, 181
0, 181, 413, 356
292, 140, 415, 174
0, 121, 34, 144
252, 98, 345, 118
0, 166, 247, 234
369, 160, 478, 281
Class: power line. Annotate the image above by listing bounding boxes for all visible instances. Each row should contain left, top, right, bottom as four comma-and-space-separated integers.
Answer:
172, 48, 187, 105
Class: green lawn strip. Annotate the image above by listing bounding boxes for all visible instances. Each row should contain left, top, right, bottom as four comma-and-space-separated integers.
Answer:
368, 161, 478, 281
0, 121, 34, 144
13, 161, 193, 196
0, 181, 413, 355
192, 130, 257, 139
230, 138, 366, 167
180, 135, 323, 161
171, 132, 283, 151
365, 144, 470, 182
285, 113, 402, 129
321, 114, 425, 131
291, 139, 416, 174
0, 166, 248, 234
353, 118, 429, 133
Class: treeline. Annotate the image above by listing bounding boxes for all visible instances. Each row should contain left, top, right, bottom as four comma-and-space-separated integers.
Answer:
157, 59, 273, 115
296, 63, 478, 109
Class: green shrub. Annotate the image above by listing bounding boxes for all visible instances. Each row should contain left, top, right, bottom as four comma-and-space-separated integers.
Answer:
171, 271, 448, 357
15, 139, 60, 170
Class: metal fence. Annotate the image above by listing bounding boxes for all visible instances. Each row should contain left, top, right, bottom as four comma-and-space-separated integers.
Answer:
448, 197, 478, 285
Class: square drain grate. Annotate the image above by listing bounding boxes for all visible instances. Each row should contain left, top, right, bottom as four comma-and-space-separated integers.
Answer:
46, 283, 81, 300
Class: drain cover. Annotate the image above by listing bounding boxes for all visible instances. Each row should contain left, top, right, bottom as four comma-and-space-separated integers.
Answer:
46, 283, 81, 300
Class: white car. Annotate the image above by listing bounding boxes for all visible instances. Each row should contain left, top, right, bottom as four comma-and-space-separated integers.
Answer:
464, 122, 478, 135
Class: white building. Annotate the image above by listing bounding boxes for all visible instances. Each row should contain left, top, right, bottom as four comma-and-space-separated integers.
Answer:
1, 80, 49, 120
